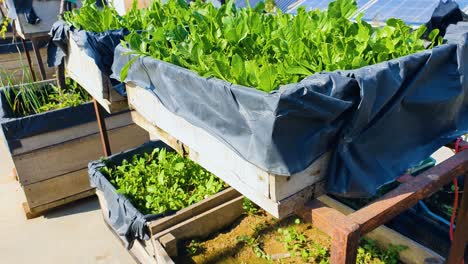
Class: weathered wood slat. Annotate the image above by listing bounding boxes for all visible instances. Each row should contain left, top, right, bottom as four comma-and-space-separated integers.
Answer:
14, 123, 149, 185
154, 196, 244, 246
149, 187, 241, 235
11, 110, 133, 155
22, 189, 96, 219
23, 168, 92, 207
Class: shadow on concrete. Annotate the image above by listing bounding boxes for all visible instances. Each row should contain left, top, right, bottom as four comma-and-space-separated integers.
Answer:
44, 196, 100, 219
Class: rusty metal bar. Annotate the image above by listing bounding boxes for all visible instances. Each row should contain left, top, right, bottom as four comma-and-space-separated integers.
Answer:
348, 150, 468, 234
446, 174, 468, 264
93, 99, 111, 157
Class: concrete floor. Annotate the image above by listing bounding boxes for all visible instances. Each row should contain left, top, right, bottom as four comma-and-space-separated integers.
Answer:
0, 180, 136, 264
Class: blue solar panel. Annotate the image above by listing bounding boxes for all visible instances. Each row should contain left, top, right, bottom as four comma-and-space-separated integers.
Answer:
288, 0, 371, 14
362, 0, 439, 25
235, 0, 468, 18
287, 0, 468, 24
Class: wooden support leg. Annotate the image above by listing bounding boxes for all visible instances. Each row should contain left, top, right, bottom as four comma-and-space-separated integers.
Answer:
56, 59, 66, 89
296, 200, 360, 264
31, 38, 47, 80
447, 175, 468, 264
330, 222, 360, 264
93, 99, 112, 157
20, 38, 37, 81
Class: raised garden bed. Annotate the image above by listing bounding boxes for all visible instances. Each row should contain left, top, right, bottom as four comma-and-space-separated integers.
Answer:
0, 80, 149, 217
113, 0, 467, 220
89, 141, 244, 263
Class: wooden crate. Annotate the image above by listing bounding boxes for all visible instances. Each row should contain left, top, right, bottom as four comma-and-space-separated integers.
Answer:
126, 83, 330, 219
66, 36, 127, 113
96, 187, 244, 264
0, 105, 149, 218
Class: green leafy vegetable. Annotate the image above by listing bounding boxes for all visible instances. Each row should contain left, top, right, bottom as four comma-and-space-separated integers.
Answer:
64, 0, 442, 92
120, 0, 440, 91
100, 147, 226, 214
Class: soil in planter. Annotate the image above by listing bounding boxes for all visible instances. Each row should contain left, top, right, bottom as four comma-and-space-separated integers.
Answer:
177, 202, 406, 264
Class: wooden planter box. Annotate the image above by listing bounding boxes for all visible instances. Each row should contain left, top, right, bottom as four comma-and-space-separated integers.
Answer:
126, 83, 330, 219
66, 36, 127, 113
0, 84, 149, 218
91, 142, 244, 263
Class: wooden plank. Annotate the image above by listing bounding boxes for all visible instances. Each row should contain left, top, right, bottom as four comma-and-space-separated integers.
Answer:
152, 240, 175, 264
66, 36, 127, 113
22, 168, 92, 207
23, 189, 95, 218
14, 123, 149, 185
0, 131, 15, 183
149, 187, 241, 235
154, 196, 244, 240
317, 195, 445, 264
159, 234, 177, 257
269, 152, 329, 201
348, 150, 468, 234
11, 110, 134, 155
276, 180, 326, 219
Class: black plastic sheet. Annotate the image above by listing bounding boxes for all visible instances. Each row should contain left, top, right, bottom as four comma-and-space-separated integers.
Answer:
112, 22, 468, 198
88, 141, 175, 248
47, 21, 129, 95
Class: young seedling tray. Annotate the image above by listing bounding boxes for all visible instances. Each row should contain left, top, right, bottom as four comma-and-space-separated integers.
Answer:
0, 80, 149, 218
90, 141, 244, 264
126, 83, 330, 219
66, 35, 128, 113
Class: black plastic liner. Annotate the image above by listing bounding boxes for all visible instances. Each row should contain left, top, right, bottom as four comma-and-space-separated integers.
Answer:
112, 22, 468, 198
88, 141, 176, 248
47, 21, 129, 95
0, 83, 118, 152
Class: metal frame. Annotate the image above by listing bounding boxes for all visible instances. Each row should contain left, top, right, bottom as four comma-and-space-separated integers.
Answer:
296, 142, 468, 263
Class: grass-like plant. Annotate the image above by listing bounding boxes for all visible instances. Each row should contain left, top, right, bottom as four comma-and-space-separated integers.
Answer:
0, 68, 91, 117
